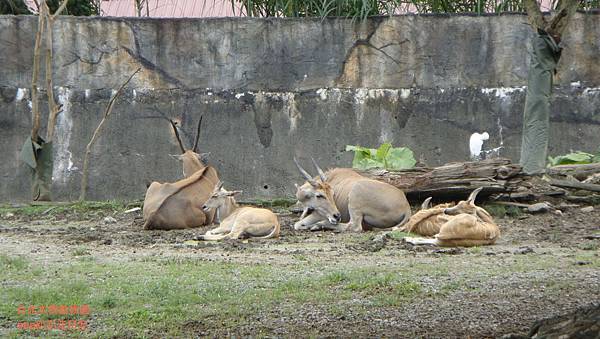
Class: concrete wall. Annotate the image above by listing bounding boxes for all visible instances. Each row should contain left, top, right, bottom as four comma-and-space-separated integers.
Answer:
1, 14, 599, 201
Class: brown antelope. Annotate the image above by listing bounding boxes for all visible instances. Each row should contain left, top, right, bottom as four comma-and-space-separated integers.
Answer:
142, 116, 219, 230
198, 182, 280, 240
403, 188, 501, 247
293, 158, 411, 232
393, 197, 455, 236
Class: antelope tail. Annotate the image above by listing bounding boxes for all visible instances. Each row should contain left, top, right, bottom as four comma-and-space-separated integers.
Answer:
391, 213, 410, 230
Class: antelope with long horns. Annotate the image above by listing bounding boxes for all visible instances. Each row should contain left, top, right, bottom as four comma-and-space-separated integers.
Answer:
293, 157, 411, 232
142, 116, 220, 230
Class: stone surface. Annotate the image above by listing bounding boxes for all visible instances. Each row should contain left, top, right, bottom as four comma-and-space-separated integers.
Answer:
0, 14, 599, 201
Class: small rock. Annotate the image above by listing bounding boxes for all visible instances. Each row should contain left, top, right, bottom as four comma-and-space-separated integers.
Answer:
372, 233, 389, 243
580, 206, 594, 213
518, 215, 530, 220
102, 239, 113, 245
513, 246, 534, 255
4, 212, 15, 218
103, 216, 117, 224
574, 261, 591, 266
527, 202, 554, 214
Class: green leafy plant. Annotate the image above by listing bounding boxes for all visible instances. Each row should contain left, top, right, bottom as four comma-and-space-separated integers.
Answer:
346, 143, 416, 170
547, 149, 600, 167
230, 0, 598, 19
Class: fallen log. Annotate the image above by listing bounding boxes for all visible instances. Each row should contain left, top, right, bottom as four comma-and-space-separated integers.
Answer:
360, 158, 526, 201
547, 178, 600, 193
546, 163, 600, 181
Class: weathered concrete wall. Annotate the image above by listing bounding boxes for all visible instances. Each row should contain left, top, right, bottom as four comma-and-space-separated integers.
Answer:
1, 14, 599, 201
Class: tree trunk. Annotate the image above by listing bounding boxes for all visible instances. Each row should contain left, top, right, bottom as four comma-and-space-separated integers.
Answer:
519, 0, 580, 174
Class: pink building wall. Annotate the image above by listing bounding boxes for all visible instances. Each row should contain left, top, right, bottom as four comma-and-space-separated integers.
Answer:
24, 0, 556, 18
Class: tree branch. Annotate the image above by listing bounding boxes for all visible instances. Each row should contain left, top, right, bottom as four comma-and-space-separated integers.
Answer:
523, 0, 547, 31
51, 0, 70, 18
546, 0, 579, 40
79, 68, 141, 201
30, 3, 46, 140
44, 0, 61, 142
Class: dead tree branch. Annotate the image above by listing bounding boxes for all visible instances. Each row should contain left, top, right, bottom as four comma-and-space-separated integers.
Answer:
79, 68, 141, 201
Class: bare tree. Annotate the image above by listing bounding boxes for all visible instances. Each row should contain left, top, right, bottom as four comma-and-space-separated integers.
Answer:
21, 0, 70, 201
79, 68, 141, 201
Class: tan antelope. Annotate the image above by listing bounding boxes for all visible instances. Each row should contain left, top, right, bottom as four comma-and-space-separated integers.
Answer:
142, 116, 219, 230
393, 197, 455, 236
198, 181, 280, 240
403, 188, 501, 247
293, 158, 411, 232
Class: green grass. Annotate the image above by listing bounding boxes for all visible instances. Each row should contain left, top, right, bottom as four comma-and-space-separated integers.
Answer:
0, 201, 137, 220
482, 204, 522, 218
1, 250, 598, 337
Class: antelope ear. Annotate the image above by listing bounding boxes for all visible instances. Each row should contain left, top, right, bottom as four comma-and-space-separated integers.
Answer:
225, 190, 242, 196
294, 183, 299, 189
169, 154, 183, 161
198, 152, 210, 165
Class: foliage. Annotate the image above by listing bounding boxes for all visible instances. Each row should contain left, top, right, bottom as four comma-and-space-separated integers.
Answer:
346, 142, 416, 170
547, 149, 600, 167
0, 0, 99, 15
231, 0, 598, 19
0, 0, 30, 14
47, 0, 100, 16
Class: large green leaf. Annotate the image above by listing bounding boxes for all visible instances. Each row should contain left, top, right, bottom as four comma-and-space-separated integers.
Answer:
346, 143, 416, 170
385, 147, 417, 170
547, 151, 596, 167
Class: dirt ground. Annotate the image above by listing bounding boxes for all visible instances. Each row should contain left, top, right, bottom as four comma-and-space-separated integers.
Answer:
1, 203, 599, 338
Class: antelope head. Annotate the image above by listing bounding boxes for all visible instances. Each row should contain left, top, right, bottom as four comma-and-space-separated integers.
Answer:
169, 116, 210, 177
202, 181, 241, 212
293, 157, 341, 224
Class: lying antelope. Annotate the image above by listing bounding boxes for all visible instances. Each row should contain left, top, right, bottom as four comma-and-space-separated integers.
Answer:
143, 116, 219, 230
393, 197, 455, 236
293, 158, 411, 232
403, 188, 501, 247
198, 182, 280, 240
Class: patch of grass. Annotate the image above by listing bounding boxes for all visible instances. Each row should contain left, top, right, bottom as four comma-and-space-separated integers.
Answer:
577, 241, 598, 251
0, 254, 29, 271
2, 247, 598, 337
71, 247, 91, 256
0, 201, 133, 219
506, 205, 522, 217
483, 204, 506, 218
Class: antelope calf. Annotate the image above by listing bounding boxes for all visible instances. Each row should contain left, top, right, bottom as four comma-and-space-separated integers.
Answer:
293, 158, 411, 232
198, 182, 280, 241
404, 188, 501, 247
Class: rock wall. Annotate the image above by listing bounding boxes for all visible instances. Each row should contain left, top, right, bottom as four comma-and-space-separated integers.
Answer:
1, 14, 599, 201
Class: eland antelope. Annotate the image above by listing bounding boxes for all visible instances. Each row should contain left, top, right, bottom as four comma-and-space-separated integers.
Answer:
142, 116, 219, 230
293, 158, 411, 232
198, 182, 280, 240
404, 188, 501, 247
